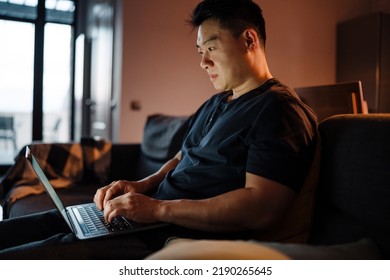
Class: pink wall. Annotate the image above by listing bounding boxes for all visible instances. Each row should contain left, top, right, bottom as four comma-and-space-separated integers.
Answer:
119, 0, 212, 143
119, 0, 372, 143
260, 0, 371, 88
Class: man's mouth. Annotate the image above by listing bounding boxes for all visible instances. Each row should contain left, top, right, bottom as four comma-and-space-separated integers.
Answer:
209, 74, 218, 82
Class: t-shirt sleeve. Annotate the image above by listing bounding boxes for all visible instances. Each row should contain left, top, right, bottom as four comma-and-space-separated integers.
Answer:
245, 94, 317, 192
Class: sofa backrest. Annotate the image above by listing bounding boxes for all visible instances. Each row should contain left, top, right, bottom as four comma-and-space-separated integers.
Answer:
309, 114, 390, 258
134, 114, 191, 180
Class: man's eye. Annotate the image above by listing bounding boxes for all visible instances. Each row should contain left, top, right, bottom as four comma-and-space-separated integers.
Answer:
197, 47, 215, 55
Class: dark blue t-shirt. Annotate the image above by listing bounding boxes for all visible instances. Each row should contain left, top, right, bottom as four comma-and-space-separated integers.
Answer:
153, 79, 318, 200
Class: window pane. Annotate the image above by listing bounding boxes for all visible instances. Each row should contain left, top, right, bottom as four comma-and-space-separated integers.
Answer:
0, 20, 34, 164
43, 23, 72, 142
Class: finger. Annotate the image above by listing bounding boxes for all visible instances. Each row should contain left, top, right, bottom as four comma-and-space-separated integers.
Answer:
104, 201, 121, 223
102, 181, 121, 207
103, 200, 111, 222
106, 210, 118, 223
94, 182, 114, 210
93, 187, 105, 210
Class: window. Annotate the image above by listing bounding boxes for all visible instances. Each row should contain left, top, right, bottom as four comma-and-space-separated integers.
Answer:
0, 0, 75, 165
0, 19, 35, 164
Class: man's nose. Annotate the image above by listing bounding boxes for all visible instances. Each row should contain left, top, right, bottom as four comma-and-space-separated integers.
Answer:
200, 54, 213, 70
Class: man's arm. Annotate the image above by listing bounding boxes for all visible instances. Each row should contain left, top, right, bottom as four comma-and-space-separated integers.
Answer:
156, 173, 296, 232
103, 171, 296, 232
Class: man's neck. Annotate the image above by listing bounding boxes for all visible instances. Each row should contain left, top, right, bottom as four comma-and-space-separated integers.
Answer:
231, 73, 273, 100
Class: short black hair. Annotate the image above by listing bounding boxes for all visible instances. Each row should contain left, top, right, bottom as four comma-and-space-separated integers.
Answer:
188, 0, 266, 46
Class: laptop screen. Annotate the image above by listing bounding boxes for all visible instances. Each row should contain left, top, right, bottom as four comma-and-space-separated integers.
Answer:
25, 146, 72, 229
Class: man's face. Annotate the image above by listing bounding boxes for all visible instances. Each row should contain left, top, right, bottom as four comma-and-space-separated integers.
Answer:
197, 19, 250, 93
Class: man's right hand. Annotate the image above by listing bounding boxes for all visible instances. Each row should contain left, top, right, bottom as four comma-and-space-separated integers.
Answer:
93, 180, 142, 211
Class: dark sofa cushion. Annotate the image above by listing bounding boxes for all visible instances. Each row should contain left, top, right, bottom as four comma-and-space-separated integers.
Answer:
134, 114, 190, 180
141, 114, 190, 159
310, 114, 390, 259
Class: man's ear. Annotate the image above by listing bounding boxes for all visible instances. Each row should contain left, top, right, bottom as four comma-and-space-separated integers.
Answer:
243, 29, 258, 50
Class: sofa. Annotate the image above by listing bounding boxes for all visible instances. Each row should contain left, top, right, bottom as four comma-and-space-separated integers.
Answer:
1, 113, 389, 259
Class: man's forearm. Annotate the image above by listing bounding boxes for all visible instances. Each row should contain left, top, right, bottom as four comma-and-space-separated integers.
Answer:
155, 189, 259, 232
155, 189, 268, 232
155, 175, 295, 233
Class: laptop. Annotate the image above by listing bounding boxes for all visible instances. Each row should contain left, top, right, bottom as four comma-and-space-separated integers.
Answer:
25, 146, 167, 240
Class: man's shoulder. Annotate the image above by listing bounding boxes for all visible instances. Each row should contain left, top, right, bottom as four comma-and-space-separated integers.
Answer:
265, 79, 295, 97
259, 79, 304, 106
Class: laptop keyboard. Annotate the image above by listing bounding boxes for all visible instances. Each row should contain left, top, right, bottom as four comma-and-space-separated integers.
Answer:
73, 204, 134, 237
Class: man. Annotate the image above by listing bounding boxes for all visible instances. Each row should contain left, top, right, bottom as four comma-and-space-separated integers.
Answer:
0, 0, 317, 259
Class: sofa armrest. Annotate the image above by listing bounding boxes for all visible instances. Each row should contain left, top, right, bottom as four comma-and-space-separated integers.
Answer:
108, 143, 141, 181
